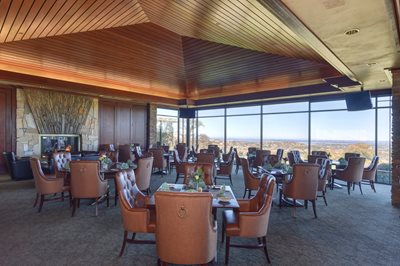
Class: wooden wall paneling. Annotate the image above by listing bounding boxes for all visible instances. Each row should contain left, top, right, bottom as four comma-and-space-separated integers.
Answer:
131, 105, 147, 148
115, 103, 131, 146
99, 101, 116, 146
0, 87, 15, 174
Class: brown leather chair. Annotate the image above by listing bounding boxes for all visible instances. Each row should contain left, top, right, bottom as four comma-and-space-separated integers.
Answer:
307, 154, 328, 164
176, 143, 187, 161
362, 156, 379, 192
267, 148, 284, 167
118, 144, 132, 163
215, 149, 236, 185
344, 152, 361, 161
134, 156, 154, 194
208, 144, 220, 160
53, 152, 71, 180
30, 158, 70, 212
148, 148, 167, 176
69, 161, 109, 217
252, 150, 271, 171
234, 148, 242, 174
155, 192, 217, 265
311, 150, 328, 156
197, 152, 215, 164
183, 163, 214, 186
99, 144, 116, 152
222, 175, 276, 265
332, 157, 366, 195
241, 157, 260, 199
173, 149, 187, 183
115, 169, 155, 257
222, 146, 233, 161
279, 163, 320, 218
316, 158, 331, 206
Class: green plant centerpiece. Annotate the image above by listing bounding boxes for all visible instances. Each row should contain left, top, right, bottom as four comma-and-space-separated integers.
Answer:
189, 168, 206, 191
99, 155, 112, 170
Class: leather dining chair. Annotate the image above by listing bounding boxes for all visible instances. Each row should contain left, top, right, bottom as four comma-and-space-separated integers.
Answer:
287, 150, 305, 166
362, 156, 379, 192
222, 146, 234, 162
118, 144, 132, 163
222, 175, 276, 265
332, 157, 366, 195
69, 161, 109, 217
148, 148, 168, 176
176, 143, 188, 161
134, 156, 154, 194
215, 149, 236, 185
115, 169, 155, 257
344, 152, 361, 161
241, 157, 260, 199
155, 191, 217, 265
53, 151, 71, 180
183, 163, 214, 186
173, 149, 187, 183
311, 150, 328, 156
316, 158, 331, 206
267, 148, 284, 167
279, 163, 320, 218
234, 148, 242, 174
197, 152, 215, 164
251, 150, 271, 172
307, 154, 328, 164
30, 158, 70, 212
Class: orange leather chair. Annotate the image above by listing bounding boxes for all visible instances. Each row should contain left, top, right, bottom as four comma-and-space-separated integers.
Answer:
183, 163, 214, 186
197, 152, 215, 164
362, 156, 379, 192
222, 146, 233, 161
215, 149, 236, 185
155, 192, 217, 265
173, 149, 187, 183
30, 158, 70, 212
115, 169, 155, 257
134, 156, 154, 194
279, 163, 320, 218
266, 148, 284, 167
241, 157, 260, 199
148, 148, 167, 176
69, 161, 109, 217
251, 150, 270, 170
222, 175, 276, 265
332, 157, 366, 195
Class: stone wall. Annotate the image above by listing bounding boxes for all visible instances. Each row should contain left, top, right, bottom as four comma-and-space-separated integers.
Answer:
148, 103, 158, 147
16, 88, 99, 156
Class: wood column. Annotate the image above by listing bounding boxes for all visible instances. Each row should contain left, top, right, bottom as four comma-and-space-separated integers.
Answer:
392, 69, 400, 207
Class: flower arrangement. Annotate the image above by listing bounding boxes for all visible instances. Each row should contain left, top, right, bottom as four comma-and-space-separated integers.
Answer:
99, 154, 112, 170
190, 168, 205, 191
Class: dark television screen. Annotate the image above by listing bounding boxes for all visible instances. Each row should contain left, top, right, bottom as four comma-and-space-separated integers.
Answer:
345, 91, 372, 111
179, 108, 196, 118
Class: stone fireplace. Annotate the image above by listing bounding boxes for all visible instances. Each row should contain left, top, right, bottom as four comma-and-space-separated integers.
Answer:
16, 88, 99, 157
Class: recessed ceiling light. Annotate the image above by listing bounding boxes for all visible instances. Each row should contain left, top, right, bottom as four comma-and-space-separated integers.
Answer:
379, 80, 386, 83
366, 62, 376, 66
345, 28, 360, 35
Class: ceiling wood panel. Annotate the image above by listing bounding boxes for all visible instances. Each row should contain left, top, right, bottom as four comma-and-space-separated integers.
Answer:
138, 0, 323, 62
182, 37, 340, 99
0, 23, 186, 99
0, 0, 149, 43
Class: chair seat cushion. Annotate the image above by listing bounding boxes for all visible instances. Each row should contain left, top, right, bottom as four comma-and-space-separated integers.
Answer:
223, 210, 240, 236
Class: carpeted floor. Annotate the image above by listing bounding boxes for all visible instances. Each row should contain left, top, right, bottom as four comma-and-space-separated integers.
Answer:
0, 169, 399, 266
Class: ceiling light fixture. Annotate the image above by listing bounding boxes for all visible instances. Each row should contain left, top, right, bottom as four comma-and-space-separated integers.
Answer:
345, 28, 360, 35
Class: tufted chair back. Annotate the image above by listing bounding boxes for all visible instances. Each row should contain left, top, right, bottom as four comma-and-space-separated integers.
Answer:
155, 192, 217, 265
311, 150, 328, 156
115, 169, 153, 233
134, 156, 154, 192
363, 156, 379, 181
53, 152, 71, 178
288, 150, 304, 166
308, 154, 328, 164
176, 143, 187, 161
207, 145, 220, 160
316, 158, 331, 192
252, 150, 271, 168
183, 163, 214, 186
69, 161, 108, 199
118, 144, 132, 163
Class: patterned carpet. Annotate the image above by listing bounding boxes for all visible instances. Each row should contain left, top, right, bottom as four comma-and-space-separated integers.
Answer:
0, 169, 399, 266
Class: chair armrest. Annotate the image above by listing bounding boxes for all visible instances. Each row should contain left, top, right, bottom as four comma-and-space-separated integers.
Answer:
122, 208, 151, 232
238, 198, 257, 212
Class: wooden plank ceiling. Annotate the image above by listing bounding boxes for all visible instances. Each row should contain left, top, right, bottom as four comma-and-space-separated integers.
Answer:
0, 0, 347, 103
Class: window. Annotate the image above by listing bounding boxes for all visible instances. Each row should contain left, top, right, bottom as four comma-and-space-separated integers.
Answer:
157, 108, 178, 148
263, 101, 308, 113
377, 107, 392, 184
197, 117, 224, 150
226, 115, 260, 156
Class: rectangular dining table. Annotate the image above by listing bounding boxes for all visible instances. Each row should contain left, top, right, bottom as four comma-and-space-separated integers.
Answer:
147, 183, 240, 209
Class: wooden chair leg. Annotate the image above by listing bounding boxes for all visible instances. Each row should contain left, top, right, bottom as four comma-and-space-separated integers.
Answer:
33, 193, 39, 207
322, 191, 328, 206
311, 200, 317, 218
225, 236, 230, 265
358, 182, 363, 195
347, 182, 351, 195
248, 190, 252, 199
262, 236, 271, 264
304, 200, 308, 209
61, 192, 64, 201
77, 199, 80, 208
95, 198, 99, 217
330, 177, 334, 190
71, 198, 77, 217
279, 188, 282, 208
229, 175, 233, 185
175, 173, 179, 183
353, 182, 355, 191
38, 195, 45, 212
221, 215, 225, 243
243, 189, 247, 199
119, 231, 128, 257
68, 191, 72, 207
106, 191, 110, 207
371, 180, 376, 192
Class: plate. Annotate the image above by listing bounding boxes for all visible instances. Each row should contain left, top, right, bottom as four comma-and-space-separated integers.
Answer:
218, 196, 230, 203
